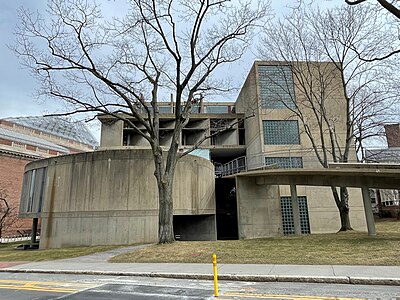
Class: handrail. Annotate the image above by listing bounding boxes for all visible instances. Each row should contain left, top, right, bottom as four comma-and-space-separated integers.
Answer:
214, 149, 363, 177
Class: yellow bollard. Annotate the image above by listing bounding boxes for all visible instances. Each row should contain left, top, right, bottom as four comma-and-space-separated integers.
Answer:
212, 253, 219, 297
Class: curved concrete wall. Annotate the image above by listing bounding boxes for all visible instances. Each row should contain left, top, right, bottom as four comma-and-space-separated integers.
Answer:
22, 149, 215, 249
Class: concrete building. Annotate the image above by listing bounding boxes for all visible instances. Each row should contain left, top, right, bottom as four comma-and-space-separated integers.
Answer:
0, 116, 96, 237
365, 124, 400, 216
19, 61, 386, 249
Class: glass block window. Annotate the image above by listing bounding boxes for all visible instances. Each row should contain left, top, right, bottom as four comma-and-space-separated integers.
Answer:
263, 120, 300, 145
258, 65, 295, 109
280, 196, 310, 235
265, 157, 303, 169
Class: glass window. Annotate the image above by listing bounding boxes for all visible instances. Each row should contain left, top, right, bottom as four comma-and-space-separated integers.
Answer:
265, 157, 303, 168
263, 120, 300, 145
206, 106, 229, 113
20, 167, 47, 214
191, 105, 201, 113
258, 65, 295, 109
159, 106, 172, 113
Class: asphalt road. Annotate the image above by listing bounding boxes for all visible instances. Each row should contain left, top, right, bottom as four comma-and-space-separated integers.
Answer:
0, 272, 399, 300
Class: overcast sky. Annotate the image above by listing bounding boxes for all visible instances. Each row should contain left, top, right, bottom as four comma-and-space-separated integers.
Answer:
0, 0, 341, 139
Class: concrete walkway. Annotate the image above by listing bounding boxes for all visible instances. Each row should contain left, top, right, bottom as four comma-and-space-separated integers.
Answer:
1, 245, 399, 286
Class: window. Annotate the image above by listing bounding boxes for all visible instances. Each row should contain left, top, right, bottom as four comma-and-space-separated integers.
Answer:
280, 196, 310, 235
12, 142, 26, 149
20, 167, 47, 214
206, 106, 230, 113
265, 157, 303, 168
159, 106, 172, 113
191, 105, 201, 113
258, 65, 295, 109
263, 120, 300, 145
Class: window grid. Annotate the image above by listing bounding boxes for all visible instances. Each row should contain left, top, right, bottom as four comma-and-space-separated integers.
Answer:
280, 196, 311, 235
265, 157, 303, 169
263, 120, 300, 145
258, 65, 295, 109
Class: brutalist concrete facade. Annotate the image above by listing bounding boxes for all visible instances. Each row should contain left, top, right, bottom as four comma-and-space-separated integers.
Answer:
97, 61, 368, 236
235, 61, 366, 234
20, 149, 216, 249
19, 60, 378, 248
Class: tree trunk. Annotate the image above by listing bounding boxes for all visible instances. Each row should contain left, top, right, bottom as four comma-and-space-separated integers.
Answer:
331, 186, 353, 231
338, 204, 352, 231
153, 147, 176, 244
157, 180, 175, 244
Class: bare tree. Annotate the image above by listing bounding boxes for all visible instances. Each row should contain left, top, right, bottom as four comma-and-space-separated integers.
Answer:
259, 4, 399, 231
297, 0, 400, 20
298, 0, 400, 61
345, 0, 400, 19
13, 0, 269, 243
344, 0, 400, 61
0, 189, 18, 241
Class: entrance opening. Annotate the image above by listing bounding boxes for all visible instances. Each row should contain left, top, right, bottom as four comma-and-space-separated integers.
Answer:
215, 178, 238, 240
173, 215, 216, 241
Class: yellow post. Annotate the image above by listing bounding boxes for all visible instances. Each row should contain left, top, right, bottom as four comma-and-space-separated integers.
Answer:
212, 253, 219, 297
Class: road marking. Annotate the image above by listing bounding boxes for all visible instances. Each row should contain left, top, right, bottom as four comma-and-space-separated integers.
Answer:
0, 279, 95, 294
0, 279, 93, 287
223, 292, 366, 300
0, 284, 78, 293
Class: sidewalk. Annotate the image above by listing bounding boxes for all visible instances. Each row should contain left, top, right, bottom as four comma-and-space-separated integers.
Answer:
1, 246, 399, 286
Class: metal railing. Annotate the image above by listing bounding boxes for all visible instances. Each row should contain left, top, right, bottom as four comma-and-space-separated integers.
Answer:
215, 156, 247, 177
215, 154, 276, 177
214, 148, 363, 177
0, 235, 40, 243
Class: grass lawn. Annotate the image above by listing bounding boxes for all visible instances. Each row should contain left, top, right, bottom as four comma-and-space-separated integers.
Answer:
110, 219, 400, 265
0, 243, 121, 262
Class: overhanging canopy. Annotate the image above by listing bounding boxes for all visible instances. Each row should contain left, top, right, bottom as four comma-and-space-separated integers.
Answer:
231, 168, 400, 189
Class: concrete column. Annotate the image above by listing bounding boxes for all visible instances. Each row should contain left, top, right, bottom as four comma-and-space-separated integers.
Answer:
361, 186, 376, 236
290, 183, 301, 235
31, 218, 38, 244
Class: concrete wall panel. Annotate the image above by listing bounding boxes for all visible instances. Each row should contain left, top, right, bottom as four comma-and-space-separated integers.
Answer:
99, 120, 124, 148
236, 177, 282, 239
23, 149, 215, 249
300, 186, 366, 234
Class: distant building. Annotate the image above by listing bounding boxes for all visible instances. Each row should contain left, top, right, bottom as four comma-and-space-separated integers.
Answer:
384, 124, 400, 148
0, 116, 97, 236
365, 124, 400, 216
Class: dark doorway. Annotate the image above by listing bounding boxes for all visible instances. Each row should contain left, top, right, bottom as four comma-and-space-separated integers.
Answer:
215, 178, 238, 240
173, 215, 216, 241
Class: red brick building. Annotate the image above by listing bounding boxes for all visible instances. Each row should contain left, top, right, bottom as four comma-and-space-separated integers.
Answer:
385, 124, 400, 148
0, 116, 97, 237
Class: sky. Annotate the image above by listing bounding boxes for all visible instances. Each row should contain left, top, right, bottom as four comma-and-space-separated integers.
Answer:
0, 0, 342, 141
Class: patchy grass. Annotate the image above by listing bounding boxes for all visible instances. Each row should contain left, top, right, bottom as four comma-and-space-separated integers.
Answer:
0, 242, 121, 262
110, 219, 400, 265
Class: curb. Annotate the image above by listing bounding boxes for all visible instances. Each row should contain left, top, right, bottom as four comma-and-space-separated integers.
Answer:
349, 277, 400, 286
1, 269, 400, 286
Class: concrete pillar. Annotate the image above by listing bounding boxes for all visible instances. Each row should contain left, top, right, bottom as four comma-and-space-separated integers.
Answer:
361, 186, 376, 236
290, 183, 301, 235
31, 218, 38, 244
